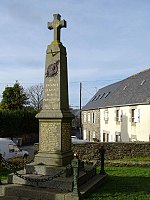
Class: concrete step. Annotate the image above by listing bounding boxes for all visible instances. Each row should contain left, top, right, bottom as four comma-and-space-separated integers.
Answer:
0, 174, 108, 200
0, 184, 71, 200
0, 195, 31, 200
80, 173, 108, 197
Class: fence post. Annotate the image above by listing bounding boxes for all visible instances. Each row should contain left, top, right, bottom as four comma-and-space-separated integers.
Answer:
0, 153, 2, 184
71, 153, 80, 199
99, 145, 106, 175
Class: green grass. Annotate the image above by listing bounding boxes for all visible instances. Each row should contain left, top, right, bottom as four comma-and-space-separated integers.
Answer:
113, 156, 150, 162
0, 168, 11, 181
1, 159, 150, 199
83, 166, 150, 200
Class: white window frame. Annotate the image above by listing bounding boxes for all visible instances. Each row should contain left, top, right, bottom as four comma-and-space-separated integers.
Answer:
115, 132, 121, 142
116, 109, 122, 122
83, 129, 87, 140
134, 109, 140, 123
83, 113, 86, 123
104, 110, 109, 121
88, 113, 90, 123
92, 112, 96, 123
132, 109, 140, 123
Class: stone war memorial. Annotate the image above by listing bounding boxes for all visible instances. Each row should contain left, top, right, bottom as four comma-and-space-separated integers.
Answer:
0, 13, 107, 200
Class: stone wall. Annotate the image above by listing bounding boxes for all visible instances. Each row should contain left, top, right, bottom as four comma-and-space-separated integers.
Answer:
72, 142, 150, 160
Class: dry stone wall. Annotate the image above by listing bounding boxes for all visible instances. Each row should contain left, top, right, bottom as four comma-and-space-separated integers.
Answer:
72, 142, 150, 160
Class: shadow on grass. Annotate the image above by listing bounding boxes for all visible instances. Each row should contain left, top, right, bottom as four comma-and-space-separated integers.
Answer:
84, 175, 150, 200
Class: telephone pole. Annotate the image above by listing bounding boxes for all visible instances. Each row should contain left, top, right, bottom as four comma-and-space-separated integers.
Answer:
79, 82, 82, 139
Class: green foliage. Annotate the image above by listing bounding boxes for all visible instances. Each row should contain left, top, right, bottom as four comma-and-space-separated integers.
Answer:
1, 82, 28, 110
84, 166, 150, 200
0, 110, 38, 138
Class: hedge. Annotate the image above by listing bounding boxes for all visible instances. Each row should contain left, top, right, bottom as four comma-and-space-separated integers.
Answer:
0, 110, 39, 139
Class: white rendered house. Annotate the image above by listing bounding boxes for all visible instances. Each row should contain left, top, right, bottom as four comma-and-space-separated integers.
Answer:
82, 69, 150, 142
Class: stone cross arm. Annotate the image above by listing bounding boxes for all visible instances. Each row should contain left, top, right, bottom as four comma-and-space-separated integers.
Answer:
48, 14, 67, 43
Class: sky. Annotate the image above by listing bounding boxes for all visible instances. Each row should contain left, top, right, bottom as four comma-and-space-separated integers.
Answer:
0, 0, 150, 108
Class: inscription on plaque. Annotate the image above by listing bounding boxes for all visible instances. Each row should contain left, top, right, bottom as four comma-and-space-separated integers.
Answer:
43, 75, 60, 109
40, 122, 60, 152
62, 122, 71, 152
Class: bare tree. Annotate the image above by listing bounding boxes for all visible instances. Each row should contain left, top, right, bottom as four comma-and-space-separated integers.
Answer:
26, 84, 44, 110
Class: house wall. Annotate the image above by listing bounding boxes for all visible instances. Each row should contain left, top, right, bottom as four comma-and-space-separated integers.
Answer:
82, 109, 100, 141
100, 104, 150, 142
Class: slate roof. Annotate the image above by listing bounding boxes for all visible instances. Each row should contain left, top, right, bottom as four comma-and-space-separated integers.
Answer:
82, 68, 150, 110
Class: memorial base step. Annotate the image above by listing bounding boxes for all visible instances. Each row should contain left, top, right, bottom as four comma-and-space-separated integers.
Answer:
0, 174, 108, 200
7, 166, 96, 192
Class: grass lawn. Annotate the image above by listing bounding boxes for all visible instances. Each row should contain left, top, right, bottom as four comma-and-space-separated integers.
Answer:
0, 168, 11, 181
0, 161, 150, 199
83, 166, 150, 200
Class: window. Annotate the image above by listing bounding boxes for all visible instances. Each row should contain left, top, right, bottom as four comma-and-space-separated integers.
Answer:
140, 80, 146, 85
103, 132, 109, 142
14, 145, 19, 152
123, 86, 127, 90
104, 92, 111, 98
92, 112, 96, 123
83, 113, 86, 123
116, 109, 122, 122
88, 131, 90, 141
107, 134, 109, 142
99, 93, 105, 99
131, 109, 135, 122
83, 129, 86, 140
134, 109, 140, 123
131, 109, 140, 123
115, 132, 121, 142
103, 133, 106, 142
91, 96, 97, 101
8, 144, 14, 153
88, 113, 90, 122
104, 110, 109, 121
93, 131, 96, 138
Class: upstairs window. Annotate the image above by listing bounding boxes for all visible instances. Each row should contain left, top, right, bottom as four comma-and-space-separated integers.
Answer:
104, 110, 109, 121
140, 80, 146, 85
88, 113, 90, 123
116, 109, 122, 122
83, 113, 86, 123
104, 92, 111, 98
131, 109, 140, 123
92, 112, 96, 123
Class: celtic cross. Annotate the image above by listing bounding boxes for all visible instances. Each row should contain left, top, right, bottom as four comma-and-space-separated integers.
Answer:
48, 14, 67, 43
